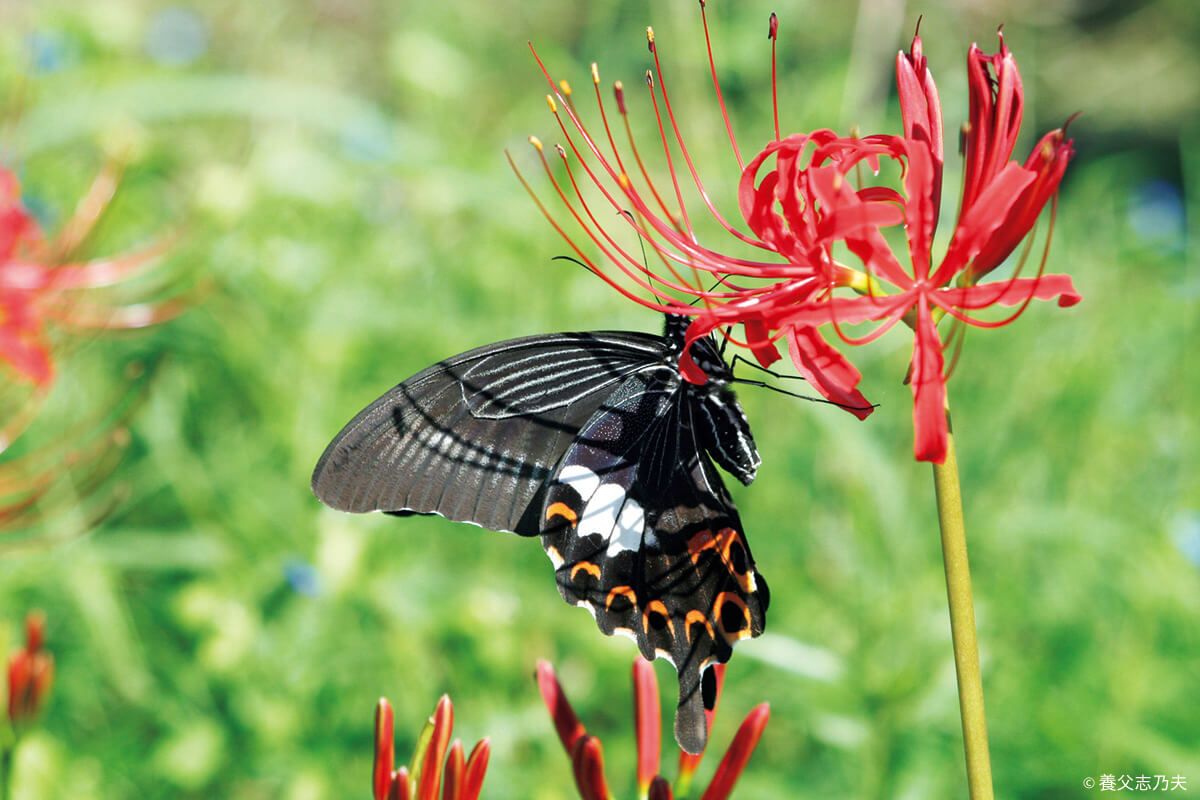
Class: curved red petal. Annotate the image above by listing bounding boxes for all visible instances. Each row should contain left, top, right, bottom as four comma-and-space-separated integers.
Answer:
910, 299, 948, 463
786, 326, 874, 420
932, 273, 1081, 312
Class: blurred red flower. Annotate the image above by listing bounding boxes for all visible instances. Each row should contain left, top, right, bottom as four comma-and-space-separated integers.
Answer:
0, 163, 180, 388
537, 659, 768, 800
373, 695, 489, 800
6, 611, 53, 725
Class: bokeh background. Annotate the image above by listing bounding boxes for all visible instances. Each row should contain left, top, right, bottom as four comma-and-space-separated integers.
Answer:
0, 0, 1196, 797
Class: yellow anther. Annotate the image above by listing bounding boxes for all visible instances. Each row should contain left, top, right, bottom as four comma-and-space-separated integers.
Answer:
559, 79, 572, 97
618, 173, 631, 189
545, 94, 558, 114
528, 135, 544, 152
591, 62, 600, 85
646, 26, 655, 44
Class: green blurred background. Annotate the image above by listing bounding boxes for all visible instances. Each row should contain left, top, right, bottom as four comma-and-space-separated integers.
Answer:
0, 0, 1196, 797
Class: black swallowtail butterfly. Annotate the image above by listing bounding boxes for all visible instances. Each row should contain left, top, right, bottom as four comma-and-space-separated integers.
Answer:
311, 314, 768, 753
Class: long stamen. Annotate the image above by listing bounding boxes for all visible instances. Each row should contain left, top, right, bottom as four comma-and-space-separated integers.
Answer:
642, 56, 697, 242
537, 142, 684, 306
506, 145, 675, 312
555, 146, 723, 299
549, 89, 798, 280
648, 25, 776, 251
613, 80, 683, 231
941, 311, 970, 380
769, 13, 781, 142
530, 43, 803, 278
699, 0, 744, 170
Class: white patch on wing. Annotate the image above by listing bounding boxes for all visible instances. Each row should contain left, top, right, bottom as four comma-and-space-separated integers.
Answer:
557, 464, 600, 501
575, 482, 646, 556
578, 482, 624, 540
613, 627, 638, 643
607, 496, 645, 557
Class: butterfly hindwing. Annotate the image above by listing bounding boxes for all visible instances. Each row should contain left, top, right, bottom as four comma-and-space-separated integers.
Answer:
539, 368, 768, 754
311, 332, 667, 535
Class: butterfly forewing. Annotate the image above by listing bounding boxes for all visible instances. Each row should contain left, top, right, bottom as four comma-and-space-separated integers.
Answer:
311, 332, 667, 535
538, 369, 768, 754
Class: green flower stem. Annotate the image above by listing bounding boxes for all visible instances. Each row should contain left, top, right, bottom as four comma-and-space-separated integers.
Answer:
1, 742, 12, 800
932, 405, 995, 800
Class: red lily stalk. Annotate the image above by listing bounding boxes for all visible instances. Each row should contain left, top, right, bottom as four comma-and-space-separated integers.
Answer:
536, 659, 767, 800
517, 12, 1080, 463
6, 611, 53, 725
372, 696, 489, 800
0, 163, 182, 388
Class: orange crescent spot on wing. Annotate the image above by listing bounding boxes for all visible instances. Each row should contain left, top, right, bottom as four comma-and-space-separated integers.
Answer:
545, 502, 579, 525
569, 561, 601, 581
713, 591, 752, 643
687, 528, 717, 564
606, 585, 637, 610
642, 599, 675, 636
717, 527, 757, 594
684, 609, 715, 643
690, 527, 757, 593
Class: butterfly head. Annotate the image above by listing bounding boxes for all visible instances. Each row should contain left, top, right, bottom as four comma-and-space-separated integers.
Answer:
663, 314, 760, 485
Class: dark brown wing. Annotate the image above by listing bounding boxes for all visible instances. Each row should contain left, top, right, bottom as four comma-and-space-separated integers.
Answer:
311, 331, 667, 535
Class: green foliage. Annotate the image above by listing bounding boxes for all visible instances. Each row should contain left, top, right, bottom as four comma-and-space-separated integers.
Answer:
0, 0, 1196, 798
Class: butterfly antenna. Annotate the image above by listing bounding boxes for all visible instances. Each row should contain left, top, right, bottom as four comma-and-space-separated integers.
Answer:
730, 353, 808, 381
688, 274, 733, 307
618, 208, 662, 301
729, 377, 879, 413
551, 254, 599, 275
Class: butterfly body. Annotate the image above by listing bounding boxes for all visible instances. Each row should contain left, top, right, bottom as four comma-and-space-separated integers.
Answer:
312, 315, 768, 753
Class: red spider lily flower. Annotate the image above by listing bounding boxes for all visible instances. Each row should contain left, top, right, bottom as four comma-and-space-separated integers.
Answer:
0, 162, 182, 387
516, 13, 1080, 462
720, 30, 1080, 462
6, 611, 54, 725
372, 696, 489, 800
536, 659, 769, 800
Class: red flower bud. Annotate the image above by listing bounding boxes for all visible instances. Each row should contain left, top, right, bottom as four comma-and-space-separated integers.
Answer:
374, 699, 396, 800
633, 658, 661, 795
699, 704, 770, 800
536, 660, 587, 754
6, 611, 53, 725
571, 736, 611, 800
